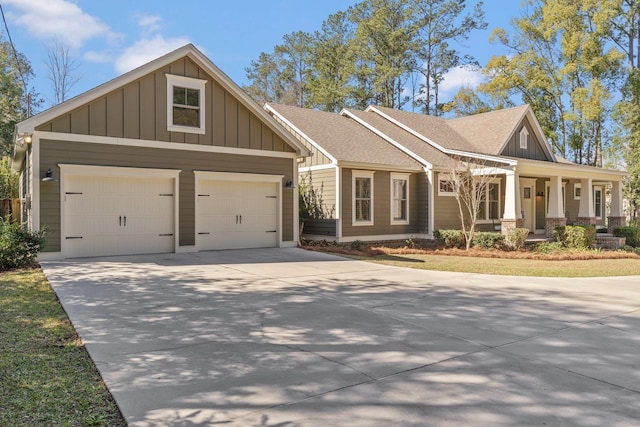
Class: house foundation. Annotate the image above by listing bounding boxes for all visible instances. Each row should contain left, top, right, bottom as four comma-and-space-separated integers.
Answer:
500, 218, 525, 235
576, 217, 596, 227
607, 216, 627, 233
545, 217, 567, 238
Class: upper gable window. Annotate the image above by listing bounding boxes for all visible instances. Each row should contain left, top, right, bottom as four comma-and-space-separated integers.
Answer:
166, 74, 207, 134
519, 127, 529, 150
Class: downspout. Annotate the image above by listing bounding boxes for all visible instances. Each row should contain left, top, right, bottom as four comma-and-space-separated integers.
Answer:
426, 167, 434, 239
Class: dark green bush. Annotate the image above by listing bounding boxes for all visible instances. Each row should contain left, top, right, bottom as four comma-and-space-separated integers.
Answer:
534, 241, 564, 254
350, 240, 366, 251
434, 229, 465, 248
472, 232, 505, 249
0, 220, 45, 271
612, 226, 640, 247
553, 225, 596, 249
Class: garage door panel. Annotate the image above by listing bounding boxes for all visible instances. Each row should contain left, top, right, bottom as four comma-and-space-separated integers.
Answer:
197, 178, 279, 251
64, 173, 175, 258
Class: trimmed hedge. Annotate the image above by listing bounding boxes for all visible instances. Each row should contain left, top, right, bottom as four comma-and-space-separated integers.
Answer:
433, 229, 466, 248
0, 220, 45, 270
472, 232, 506, 249
612, 226, 640, 247
553, 225, 596, 249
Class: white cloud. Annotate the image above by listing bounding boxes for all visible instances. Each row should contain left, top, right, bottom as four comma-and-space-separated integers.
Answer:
115, 35, 190, 73
83, 50, 113, 64
439, 66, 484, 96
4, 0, 119, 48
136, 14, 163, 35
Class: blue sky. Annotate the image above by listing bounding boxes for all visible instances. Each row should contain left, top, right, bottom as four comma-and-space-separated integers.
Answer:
2, 0, 523, 109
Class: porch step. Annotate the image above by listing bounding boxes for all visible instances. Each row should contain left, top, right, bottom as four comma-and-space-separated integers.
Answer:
595, 234, 626, 249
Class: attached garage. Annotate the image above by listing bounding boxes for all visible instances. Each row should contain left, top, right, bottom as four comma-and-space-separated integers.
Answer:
60, 165, 179, 258
195, 172, 282, 251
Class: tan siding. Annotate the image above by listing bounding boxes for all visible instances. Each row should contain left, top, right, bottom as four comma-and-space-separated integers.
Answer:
566, 181, 580, 223
51, 115, 70, 133
139, 73, 156, 140
212, 82, 225, 146
262, 125, 273, 151
341, 168, 426, 238
237, 106, 250, 149
89, 98, 107, 136
39, 140, 296, 252
225, 93, 238, 147
70, 106, 89, 134
434, 171, 462, 230
123, 82, 140, 139
501, 118, 552, 161
250, 115, 262, 150
301, 168, 337, 218
106, 89, 124, 138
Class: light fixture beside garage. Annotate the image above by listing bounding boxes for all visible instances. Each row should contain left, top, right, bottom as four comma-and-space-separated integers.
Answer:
42, 168, 57, 182
284, 179, 295, 189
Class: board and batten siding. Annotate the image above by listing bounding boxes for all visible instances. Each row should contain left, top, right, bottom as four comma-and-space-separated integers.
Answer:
39, 140, 295, 252
35, 57, 294, 154
500, 117, 551, 161
300, 167, 337, 218
340, 169, 427, 237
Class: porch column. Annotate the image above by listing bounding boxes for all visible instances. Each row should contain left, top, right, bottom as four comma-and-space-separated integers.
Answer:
501, 170, 524, 234
608, 180, 626, 233
545, 175, 566, 238
576, 178, 595, 226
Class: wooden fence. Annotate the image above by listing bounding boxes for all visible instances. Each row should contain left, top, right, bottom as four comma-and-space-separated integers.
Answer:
0, 199, 21, 223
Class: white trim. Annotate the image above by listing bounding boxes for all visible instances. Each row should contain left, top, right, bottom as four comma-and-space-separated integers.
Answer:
299, 164, 336, 173
336, 167, 342, 237
476, 179, 501, 223
594, 186, 603, 220
293, 163, 300, 244
36, 131, 298, 159
426, 168, 434, 237
58, 164, 181, 258
265, 104, 337, 163
14, 44, 310, 157
352, 170, 374, 226
166, 74, 207, 134
176, 245, 197, 253
437, 174, 456, 197
306, 233, 431, 243
340, 109, 432, 168
337, 161, 421, 173
573, 183, 581, 200
193, 171, 284, 250
497, 108, 557, 162
390, 173, 410, 225
520, 178, 537, 231
31, 134, 40, 231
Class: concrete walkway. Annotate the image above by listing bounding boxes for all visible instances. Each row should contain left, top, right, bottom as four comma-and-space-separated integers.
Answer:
42, 248, 640, 426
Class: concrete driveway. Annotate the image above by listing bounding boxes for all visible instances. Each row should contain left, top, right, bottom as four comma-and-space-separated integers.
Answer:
42, 248, 640, 426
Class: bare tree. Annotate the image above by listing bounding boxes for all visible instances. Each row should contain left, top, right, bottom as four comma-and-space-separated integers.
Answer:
444, 156, 500, 250
44, 37, 80, 105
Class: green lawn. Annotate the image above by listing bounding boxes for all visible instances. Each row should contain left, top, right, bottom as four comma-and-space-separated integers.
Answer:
0, 269, 126, 427
350, 253, 640, 277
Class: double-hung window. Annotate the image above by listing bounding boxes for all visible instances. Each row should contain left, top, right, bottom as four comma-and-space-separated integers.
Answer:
391, 173, 409, 224
594, 186, 603, 219
353, 171, 374, 225
166, 74, 207, 134
477, 181, 501, 222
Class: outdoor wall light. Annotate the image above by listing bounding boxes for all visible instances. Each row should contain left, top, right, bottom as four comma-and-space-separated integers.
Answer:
284, 179, 295, 189
24, 134, 32, 144
536, 191, 544, 197
42, 168, 57, 182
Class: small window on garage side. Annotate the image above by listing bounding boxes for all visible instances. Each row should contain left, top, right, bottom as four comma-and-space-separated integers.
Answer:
391, 173, 409, 225
353, 171, 374, 226
166, 74, 207, 134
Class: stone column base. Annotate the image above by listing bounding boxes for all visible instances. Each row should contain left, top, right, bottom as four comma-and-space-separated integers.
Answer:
500, 218, 525, 235
608, 216, 627, 233
576, 217, 596, 227
545, 217, 567, 239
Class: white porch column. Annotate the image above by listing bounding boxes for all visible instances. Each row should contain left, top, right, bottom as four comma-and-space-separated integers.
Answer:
610, 180, 623, 217
501, 170, 523, 234
577, 178, 595, 226
503, 170, 521, 220
608, 180, 626, 233
545, 175, 566, 238
547, 175, 564, 218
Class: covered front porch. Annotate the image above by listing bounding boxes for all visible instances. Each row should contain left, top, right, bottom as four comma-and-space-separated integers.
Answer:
499, 160, 628, 238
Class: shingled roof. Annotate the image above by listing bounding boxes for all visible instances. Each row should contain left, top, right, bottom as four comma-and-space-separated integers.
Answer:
266, 103, 423, 170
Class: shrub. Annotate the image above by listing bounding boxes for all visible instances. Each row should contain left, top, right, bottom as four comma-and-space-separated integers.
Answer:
506, 227, 529, 250
434, 229, 466, 248
350, 240, 366, 251
612, 226, 640, 247
553, 225, 596, 249
533, 241, 564, 254
0, 220, 45, 271
472, 232, 505, 249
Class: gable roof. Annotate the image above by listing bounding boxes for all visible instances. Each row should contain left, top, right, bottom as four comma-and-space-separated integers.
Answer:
266, 103, 423, 170
13, 44, 310, 159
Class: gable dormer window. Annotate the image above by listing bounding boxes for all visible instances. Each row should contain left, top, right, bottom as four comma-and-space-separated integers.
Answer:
519, 127, 529, 150
166, 74, 207, 134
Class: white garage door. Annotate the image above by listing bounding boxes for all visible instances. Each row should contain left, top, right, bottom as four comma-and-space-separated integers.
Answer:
63, 174, 175, 258
197, 179, 279, 250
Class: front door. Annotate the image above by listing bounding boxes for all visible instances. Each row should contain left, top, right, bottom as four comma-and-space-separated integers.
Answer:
520, 179, 536, 232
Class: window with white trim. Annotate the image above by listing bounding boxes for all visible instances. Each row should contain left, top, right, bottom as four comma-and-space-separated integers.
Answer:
574, 183, 581, 200
166, 74, 207, 134
391, 173, 409, 224
438, 176, 455, 196
477, 181, 501, 222
519, 127, 529, 149
352, 171, 374, 225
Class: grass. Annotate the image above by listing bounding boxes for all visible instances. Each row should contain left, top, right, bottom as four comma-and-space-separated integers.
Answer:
0, 268, 126, 427
303, 244, 640, 277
